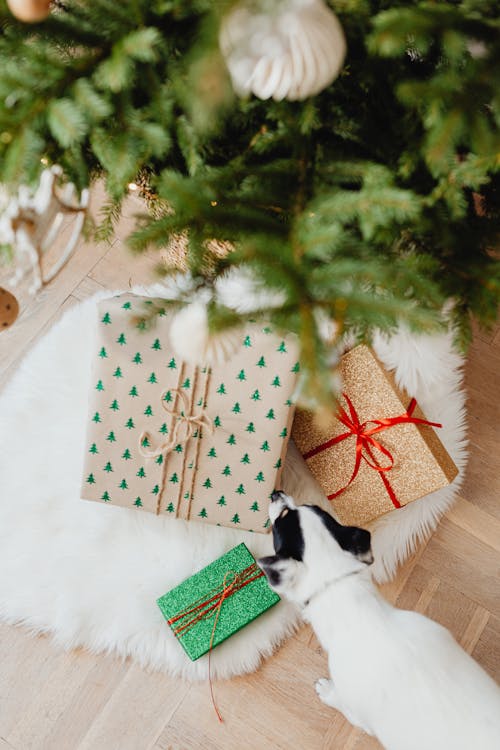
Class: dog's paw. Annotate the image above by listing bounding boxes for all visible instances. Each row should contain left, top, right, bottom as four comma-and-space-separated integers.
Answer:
315, 678, 332, 700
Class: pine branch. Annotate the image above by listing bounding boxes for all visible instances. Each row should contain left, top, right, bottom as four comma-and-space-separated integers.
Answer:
0, 0, 498, 403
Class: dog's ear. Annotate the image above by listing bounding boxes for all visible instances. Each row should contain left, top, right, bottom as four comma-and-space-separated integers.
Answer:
257, 555, 281, 585
341, 527, 373, 564
309, 506, 373, 564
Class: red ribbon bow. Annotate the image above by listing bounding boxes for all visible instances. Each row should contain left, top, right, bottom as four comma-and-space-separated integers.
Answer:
303, 394, 442, 511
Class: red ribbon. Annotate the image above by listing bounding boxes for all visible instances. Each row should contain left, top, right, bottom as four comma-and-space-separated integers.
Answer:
167, 563, 264, 722
303, 394, 442, 510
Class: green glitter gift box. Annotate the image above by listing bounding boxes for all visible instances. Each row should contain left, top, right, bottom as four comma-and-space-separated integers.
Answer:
157, 543, 280, 661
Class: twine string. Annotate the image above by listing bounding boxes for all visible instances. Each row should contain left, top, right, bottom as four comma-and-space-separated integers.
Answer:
183, 367, 212, 521
208, 571, 238, 723
138, 386, 214, 461
167, 563, 264, 722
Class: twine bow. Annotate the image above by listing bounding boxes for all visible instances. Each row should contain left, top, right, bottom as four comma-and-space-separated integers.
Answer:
167, 563, 264, 722
304, 393, 442, 509
139, 388, 214, 460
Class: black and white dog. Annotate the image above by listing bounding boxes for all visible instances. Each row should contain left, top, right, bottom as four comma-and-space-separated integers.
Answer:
258, 491, 500, 750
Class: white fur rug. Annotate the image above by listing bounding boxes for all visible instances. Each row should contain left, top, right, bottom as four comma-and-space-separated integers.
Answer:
0, 281, 468, 681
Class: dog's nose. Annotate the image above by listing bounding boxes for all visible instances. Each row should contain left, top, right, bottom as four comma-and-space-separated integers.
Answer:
271, 490, 284, 503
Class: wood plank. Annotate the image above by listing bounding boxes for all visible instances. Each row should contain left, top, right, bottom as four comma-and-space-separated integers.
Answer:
423, 579, 481, 641
460, 607, 490, 654
155, 634, 331, 750
352, 733, 383, 750
378, 539, 430, 606
0, 738, 18, 750
41, 657, 130, 750
0, 624, 101, 747
0, 626, 58, 740
466, 406, 500, 459
324, 720, 375, 750
72, 276, 106, 301
465, 337, 500, 406
417, 519, 500, 618
0, 243, 109, 387
88, 240, 161, 292
446, 496, 500, 552
460, 450, 500, 521
395, 563, 494, 648
76, 665, 189, 750
470, 317, 498, 345
472, 615, 500, 681
0, 295, 78, 391
6, 647, 104, 750
413, 575, 441, 614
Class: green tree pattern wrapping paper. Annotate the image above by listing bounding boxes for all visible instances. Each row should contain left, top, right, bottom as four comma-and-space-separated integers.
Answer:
80, 294, 300, 532
157, 543, 280, 661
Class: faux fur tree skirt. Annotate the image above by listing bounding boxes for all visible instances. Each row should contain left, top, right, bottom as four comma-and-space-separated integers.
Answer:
0, 282, 467, 680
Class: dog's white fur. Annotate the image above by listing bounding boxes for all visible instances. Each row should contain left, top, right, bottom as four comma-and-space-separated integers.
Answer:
261, 493, 500, 750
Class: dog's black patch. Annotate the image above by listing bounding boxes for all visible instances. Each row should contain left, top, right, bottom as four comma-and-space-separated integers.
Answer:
308, 505, 371, 558
272, 507, 304, 561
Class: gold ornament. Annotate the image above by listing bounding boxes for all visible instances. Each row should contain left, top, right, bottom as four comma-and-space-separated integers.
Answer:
6, 0, 51, 23
0, 288, 19, 331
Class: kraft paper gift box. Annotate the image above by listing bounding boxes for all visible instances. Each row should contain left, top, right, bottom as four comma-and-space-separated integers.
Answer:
292, 344, 458, 527
157, 543, 280, 661
81, 293, 300, 532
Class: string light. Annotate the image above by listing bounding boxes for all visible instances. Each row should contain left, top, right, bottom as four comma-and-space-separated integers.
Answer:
128, 183, 139, 192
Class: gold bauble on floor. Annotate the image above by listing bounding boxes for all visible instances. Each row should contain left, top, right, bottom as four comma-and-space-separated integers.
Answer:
0, 287, 19, 331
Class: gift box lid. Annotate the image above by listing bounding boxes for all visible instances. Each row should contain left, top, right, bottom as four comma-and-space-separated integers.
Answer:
157, 543, 280, 660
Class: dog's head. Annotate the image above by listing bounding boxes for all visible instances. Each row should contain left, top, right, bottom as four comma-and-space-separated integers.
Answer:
257, 491, 373, 604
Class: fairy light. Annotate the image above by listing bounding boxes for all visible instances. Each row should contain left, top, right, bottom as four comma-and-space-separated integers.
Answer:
128, 182, 139, 192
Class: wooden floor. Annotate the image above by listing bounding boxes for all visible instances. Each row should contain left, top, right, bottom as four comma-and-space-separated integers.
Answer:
0, 189, 499, 750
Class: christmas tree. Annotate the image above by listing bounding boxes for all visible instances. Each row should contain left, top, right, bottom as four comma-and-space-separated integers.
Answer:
0, 0, 498, 405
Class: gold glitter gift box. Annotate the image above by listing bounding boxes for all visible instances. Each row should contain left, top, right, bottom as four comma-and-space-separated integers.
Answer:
292, 345, 458, 527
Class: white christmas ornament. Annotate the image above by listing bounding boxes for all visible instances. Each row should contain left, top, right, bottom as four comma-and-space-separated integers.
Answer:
169, 300, 242, 366
220, 0, 346, 101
